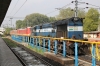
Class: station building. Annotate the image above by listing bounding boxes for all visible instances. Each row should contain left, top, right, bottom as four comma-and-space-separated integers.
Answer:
0, 27, 5, 35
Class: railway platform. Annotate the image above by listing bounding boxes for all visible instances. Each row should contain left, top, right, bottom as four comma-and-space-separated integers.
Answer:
44, 52, 74, 65
0, 37, 23, 66
11, 35, 100, 66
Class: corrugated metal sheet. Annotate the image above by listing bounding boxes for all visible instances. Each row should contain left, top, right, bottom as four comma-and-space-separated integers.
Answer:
0, 0, 11, 25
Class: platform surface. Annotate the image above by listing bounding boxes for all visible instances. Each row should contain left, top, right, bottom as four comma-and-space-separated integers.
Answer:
44, 52, 74, 65
0, 37, 23, 66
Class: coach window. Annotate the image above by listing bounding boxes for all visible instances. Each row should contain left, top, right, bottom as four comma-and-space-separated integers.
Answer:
39, 30, 40, 33
52, 29, 55, 33
40, 26, 42, 29
34, 27, 36, 32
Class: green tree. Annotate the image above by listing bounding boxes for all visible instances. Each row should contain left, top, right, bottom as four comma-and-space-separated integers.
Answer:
16, 20, 23, 29
49, 17, 56, 22
56, 7, 85, 20
16, 13, 56, 28
4, 28, 12, 36
56, 7, 74, 20
78, 8, 85, 18
23, 13, 55, 27
83, 8, 99, 32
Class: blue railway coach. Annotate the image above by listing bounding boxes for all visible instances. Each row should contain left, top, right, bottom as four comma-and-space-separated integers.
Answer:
33, 17, 83, 39
33, 23, 56, 37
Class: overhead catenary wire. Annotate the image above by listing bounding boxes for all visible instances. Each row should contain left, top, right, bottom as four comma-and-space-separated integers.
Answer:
6, 16, 25, 19
46, 3, 72, 15
46, 10, 58, 15
61, 3, 72, 9
46, 1, 100, 15
9, 0, 20, 16
86, 3, 100, 8
12, 0, 27, 17
78, 1, 100, 9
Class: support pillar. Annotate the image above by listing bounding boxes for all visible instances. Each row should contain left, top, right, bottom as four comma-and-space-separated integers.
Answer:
48, 39, 50, 52
20, 36, 22, 42
26, 36, 27, 42
36, 38, 38, 47
28, 36, 30, 44
43, 39, 45, 52
38, 38, 40, 49
25, 36, 27, 42
63, 40, 66, 57
30, 37, 31, 46
75, 42, 78, 66
55, 40, 57, 55
92, 44, 96, 66
32, 38, 34, 47
27, 36, 28, 42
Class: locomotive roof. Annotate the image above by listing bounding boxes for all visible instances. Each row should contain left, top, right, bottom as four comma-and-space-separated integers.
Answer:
33, 17, 82, 27
53, 17, 82, 25
53, 18, 69, 25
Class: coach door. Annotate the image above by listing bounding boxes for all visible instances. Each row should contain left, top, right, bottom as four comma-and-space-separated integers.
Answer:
56, 24, 67, 38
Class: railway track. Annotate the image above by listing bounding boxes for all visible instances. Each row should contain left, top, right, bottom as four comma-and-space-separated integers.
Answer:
3, 37, 64, 66
6, 42, 64, 66
11, 47, 27, 66
11, 46, 54, 66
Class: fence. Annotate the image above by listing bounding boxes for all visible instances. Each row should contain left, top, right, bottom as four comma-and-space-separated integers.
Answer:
11, 35, 100, 66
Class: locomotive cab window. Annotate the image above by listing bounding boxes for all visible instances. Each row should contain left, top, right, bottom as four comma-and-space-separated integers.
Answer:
39, 30, 40, 33
52, 29, 55, 33
40, 26, 42, 29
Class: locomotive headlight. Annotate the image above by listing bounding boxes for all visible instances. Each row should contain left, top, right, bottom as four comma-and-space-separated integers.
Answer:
74, 17, 78, 21
71, 17, 79, 22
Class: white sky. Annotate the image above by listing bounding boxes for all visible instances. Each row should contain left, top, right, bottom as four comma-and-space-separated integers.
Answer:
1, 0, 100, 27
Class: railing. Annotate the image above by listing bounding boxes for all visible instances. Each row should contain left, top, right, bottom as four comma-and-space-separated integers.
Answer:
11, 35, 100, 66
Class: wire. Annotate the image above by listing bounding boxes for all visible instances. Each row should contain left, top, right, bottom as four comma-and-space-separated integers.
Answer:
46, 10, 58, 15
87, 3, 100, 8
79, 2, 100, 8
61, 3, 72, 9
12, 0, 27, 17
6, 16, 25, 19
46, 3, 72, 15
9, 0, 20, 16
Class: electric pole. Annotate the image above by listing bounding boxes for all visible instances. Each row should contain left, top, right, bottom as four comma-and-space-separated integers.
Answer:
75, 0, 78, 17
10, 18, 13, 28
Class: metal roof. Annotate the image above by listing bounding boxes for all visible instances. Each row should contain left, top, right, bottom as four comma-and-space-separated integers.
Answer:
54, 17, 83, 25
84, 31, 100, 34
0, 0, 11, 25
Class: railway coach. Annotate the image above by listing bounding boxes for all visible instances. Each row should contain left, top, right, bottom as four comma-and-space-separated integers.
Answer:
10, 27, 32, 36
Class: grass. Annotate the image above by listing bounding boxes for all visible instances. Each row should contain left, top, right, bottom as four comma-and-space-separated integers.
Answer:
0, 35, 6, 37
3, 38, 17, 48
27, 45, 44, 55
3, 37, 44, 55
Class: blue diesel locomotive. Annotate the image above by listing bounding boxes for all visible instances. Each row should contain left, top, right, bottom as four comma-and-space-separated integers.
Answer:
33, 17, 83, 39
32, 17, 90, 55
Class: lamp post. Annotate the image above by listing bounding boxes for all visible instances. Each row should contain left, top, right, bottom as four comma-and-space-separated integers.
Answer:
10, 18, 13, 28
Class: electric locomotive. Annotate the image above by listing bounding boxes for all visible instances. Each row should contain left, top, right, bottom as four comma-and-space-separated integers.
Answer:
32, 17, 89, 55
33, 17, 83, 39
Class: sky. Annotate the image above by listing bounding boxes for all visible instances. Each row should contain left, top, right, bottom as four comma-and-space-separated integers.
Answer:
1, 0, 100, 27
